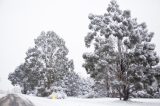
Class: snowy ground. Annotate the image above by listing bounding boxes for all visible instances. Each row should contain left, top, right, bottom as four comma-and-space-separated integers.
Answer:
0, 94, 6, 99
0, 90, 7, 98
18, 94, 160, 106
0, 93, 160, 106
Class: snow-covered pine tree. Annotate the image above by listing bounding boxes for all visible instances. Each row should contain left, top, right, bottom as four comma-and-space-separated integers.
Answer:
62, 71, 92, 97
8, 63, 29, 94
45, 68, 92, 97
150, 66, 160, 98
34, 31, 74, 92
83, 0, 159, 100
9, 31, 74, 97
61, 70, 81, 96
83, 37, 116, 97
24, 47, 46, 95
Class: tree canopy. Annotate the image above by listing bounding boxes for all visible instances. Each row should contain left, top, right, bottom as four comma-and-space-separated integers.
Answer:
83, 0, 159, 100
8, 31, 74, 96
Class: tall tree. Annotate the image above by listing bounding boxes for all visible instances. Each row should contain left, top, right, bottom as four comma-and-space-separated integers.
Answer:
9, 31, 74, 96
83, 0, 159, 100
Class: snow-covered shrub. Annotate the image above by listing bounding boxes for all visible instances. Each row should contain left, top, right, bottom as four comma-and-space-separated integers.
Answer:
83, 91, 95, 98
76, 77, 93, 97
48, 92, 67, 99
132, 91, 150, 98
54, 72, 93, 97
82, 80, 111, 98
92, 82, 109, 98
153, 92, 160, 98
36, 86, 48, 97
31, 71, 92, 98
48, 91, 67, 99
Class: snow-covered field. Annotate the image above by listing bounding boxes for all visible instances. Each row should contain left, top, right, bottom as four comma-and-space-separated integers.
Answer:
0, 90, 7, 98
0, 94, 6, 99
0, 92, 160, 106
19, 94, 160, 106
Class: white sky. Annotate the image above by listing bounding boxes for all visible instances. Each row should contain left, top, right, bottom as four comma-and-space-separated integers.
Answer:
0, 0, 160, 90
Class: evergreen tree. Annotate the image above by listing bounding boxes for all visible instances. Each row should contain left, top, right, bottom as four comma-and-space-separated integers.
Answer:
62, 71, 92, 96
83, 37, 116, 97
9, 31, 74, 96
83, 0, 159, 100
8, 63, 29, 94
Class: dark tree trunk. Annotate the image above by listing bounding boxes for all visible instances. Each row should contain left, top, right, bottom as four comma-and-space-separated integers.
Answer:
119, 93, 122, 100
22, 84, 27, 94
123, 86, 129, 101
123, 93, 129, 101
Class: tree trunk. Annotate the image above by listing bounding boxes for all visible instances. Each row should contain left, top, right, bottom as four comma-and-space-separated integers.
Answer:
123, 86, 129, 101
23, 84, 27, 94
123, 92, 129, 101
117, 39, 123, 100
119, 93, 122, 100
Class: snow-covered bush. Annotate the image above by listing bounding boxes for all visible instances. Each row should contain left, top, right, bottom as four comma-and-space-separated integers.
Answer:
83, 91, 95, 98
48, 86, 67, 99
83, 80, 114, 98
53, 72, 93, 97
76, 77, 93, 97
132, 91, 150, 98
92, 82, 109, 98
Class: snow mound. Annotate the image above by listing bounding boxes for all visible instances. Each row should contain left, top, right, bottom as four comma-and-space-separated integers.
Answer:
48, 91, 67, 99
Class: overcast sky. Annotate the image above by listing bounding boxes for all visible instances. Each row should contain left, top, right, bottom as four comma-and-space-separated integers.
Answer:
0, 0, 160, 90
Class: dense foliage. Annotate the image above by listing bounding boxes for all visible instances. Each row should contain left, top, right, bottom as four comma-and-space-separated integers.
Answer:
83, 0, 159, 100
8, 31, 79, 97
8, 0, 160, 100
